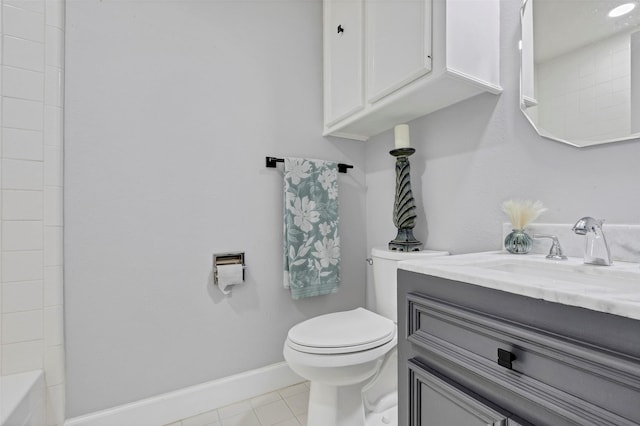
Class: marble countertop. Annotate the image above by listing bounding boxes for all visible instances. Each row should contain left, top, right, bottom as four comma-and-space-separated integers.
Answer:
398, 251, 640, 321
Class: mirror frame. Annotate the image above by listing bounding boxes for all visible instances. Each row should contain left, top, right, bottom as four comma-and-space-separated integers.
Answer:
519, 0, 640, 147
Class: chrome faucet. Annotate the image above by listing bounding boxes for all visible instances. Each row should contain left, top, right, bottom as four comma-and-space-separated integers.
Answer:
533, 234, 567, 260
572, 217, 612, 265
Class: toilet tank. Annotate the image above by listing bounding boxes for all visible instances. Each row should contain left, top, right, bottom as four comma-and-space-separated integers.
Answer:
371, 247, 448, 322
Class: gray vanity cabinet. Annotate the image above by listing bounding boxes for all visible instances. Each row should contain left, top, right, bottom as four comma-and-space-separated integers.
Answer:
397, 270, 640, 426
408, 360, 524, 425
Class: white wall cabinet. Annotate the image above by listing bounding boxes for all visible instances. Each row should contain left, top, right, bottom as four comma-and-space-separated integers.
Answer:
323, 0, 502, 141
324, 0, 364, 126
366, 0, 432, 104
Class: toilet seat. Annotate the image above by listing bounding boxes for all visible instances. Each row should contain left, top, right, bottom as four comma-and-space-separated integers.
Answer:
286, 308, 395, 355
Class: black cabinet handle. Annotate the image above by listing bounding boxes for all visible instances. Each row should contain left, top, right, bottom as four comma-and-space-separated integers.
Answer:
337, 25, 344, 34
498, 348, 516, 370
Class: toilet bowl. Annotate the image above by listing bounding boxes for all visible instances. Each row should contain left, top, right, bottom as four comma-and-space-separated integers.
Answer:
283, 247, 448, 426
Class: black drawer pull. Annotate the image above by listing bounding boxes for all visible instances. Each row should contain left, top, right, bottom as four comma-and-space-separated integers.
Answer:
498, 348, 516, 370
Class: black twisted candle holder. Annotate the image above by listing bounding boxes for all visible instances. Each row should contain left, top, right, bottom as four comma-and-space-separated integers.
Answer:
389, 147, 422, 252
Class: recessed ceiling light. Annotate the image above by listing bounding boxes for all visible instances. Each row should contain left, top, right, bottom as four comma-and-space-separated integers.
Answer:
608, 2, 636, 17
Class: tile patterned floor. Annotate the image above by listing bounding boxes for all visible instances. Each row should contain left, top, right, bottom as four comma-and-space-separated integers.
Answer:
165, 382, 310, 426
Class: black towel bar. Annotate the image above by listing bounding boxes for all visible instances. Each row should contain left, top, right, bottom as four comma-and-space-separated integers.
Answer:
265, 156, 353, 173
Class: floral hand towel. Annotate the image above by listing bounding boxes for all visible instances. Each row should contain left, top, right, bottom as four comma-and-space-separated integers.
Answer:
283, 157, 340, 299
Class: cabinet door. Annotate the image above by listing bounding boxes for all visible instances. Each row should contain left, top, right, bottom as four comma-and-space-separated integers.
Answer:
409, 360, 509, 426
366, 0, 432, 103
324, 0, 364, 126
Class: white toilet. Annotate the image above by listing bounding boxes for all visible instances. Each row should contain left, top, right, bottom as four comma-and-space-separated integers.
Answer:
283, 247, 448, 426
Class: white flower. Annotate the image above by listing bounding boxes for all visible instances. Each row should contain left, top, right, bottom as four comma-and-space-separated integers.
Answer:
327, 184, 338, 200
285, 160, 311, 185
290, 196, 320, 232
318, 168, 337, 190
312, 237, 340, 268
319, 222, 332, 236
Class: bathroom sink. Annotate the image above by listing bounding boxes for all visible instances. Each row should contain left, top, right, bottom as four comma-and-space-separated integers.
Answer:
397, 252, 640, 321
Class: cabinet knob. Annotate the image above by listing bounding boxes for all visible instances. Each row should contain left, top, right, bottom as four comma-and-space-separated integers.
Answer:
337, 25, 344, 34
497, 348, 516, 370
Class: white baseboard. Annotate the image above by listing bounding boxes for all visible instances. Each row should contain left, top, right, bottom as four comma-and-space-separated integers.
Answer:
64, 362, 303, 426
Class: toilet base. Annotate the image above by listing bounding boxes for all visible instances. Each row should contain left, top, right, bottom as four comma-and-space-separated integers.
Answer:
305, 384, 398, 426
365, 404, 397, 426
307, 382, 366, 426
302, 348, 398, 426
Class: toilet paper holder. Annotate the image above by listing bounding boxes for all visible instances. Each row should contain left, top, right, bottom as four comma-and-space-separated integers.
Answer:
213, 252, 245, 285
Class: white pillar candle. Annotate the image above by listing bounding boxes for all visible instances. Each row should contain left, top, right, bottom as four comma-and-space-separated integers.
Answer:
394, 124, 410, 149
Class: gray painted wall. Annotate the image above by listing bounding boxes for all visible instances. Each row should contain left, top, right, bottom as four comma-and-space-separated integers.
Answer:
365, 0, 640, 306
64, 0, 366, 416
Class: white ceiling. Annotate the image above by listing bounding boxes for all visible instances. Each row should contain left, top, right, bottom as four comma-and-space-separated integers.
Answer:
533, 0, 640, 62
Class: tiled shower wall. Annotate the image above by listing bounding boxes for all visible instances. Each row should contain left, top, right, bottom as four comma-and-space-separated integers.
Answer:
632, 31, 640, 134
536, 31, 632, 143
0, 0, 65, 425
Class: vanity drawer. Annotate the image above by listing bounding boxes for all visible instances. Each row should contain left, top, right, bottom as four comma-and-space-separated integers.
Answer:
407, 359, 527, 426
406, 292, 640, 425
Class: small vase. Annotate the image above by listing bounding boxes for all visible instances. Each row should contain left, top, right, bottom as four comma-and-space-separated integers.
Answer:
504, 229, 532, 254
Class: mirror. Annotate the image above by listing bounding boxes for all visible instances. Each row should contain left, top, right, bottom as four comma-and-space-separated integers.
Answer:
520, 0, 640, 147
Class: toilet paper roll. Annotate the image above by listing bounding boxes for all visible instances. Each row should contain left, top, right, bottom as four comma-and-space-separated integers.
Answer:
217, 264, 244, 294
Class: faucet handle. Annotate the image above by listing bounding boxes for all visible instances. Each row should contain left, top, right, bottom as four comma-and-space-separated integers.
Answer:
533, 234, 568, 260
